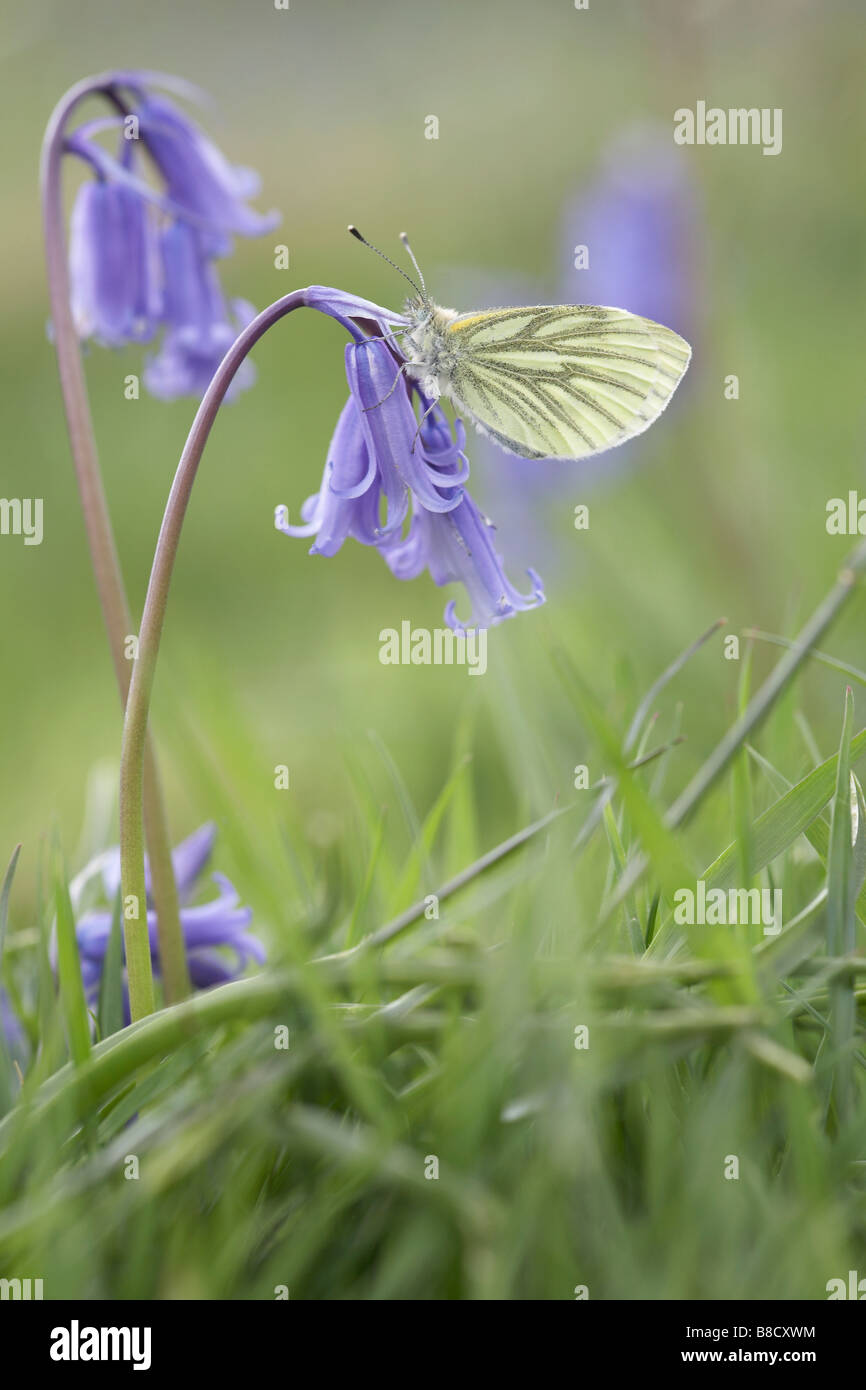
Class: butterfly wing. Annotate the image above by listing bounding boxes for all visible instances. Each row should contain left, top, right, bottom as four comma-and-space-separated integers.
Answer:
441, 305, 691, 460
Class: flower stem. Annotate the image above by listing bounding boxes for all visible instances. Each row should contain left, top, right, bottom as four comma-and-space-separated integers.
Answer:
41, 74, 190, 1011
119, 292, 312, 1020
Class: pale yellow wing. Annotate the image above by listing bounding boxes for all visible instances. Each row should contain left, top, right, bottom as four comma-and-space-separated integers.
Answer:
442, 304, 691, 460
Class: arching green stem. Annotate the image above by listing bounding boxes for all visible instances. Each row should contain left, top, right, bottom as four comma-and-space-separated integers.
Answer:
41, 74, 189, 1009
119, 291, 315, 1020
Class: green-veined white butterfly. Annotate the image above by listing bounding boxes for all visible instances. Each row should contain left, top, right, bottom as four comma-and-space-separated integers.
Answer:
349, 226, 691, 461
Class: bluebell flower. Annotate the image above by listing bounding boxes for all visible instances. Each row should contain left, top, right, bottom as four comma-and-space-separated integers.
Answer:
143, 221, 257, 401
63, 72, 278, 400
382, 485, 545, 632
73, 823, 264, 1020
134, 90, 278, 258
276, 310, 541, 628
276, 336, 468, 550
68, 173, 161, 347
275, 394, 383, 556
556, 125, 700, 346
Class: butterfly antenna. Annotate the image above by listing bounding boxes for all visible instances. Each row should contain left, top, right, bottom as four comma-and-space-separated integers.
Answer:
348, 225, 424, 299
399, 232, 427, 297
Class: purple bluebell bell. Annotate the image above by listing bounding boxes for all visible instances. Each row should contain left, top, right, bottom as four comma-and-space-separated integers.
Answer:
275, 394, 383, 556
74, 823, 263, 1019
143, 221, 257, 401
556, 125, 700, 343
379, 410, 544, 631
68, 174, 161, 347
134, 91, 278, 258
276, 336, 468, 552
276, 315, 541, 628
346, 337, 470, 522
64, 72, 277, 400
383, 489, 545, 632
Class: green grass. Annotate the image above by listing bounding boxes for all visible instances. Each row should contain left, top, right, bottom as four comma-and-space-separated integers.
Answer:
3, 551, 866, 1299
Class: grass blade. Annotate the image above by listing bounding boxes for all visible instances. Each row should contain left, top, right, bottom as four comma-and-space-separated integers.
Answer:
703, 728, 866, 892
826, 688, 857, 1121
624, 618, 726, 753
54, 854, 92, 1068
733, 639, 755, 886
0, 844, 21, 967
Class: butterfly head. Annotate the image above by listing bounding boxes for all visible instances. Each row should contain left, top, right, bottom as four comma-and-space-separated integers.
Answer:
404, 291, 434, 324
348, 228, 458, 400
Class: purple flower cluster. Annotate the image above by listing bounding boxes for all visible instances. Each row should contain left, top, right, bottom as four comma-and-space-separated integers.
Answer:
66, 74, 277, 400
75, 822, 263, 1023
1, 824, 262, 1052
277, 298, 544, 631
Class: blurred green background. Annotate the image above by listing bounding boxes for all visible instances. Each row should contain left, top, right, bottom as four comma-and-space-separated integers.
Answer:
1, 0, 865, 921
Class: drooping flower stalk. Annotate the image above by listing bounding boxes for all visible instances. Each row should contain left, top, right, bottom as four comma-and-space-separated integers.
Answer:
118, 290, 312, 1023
41, 74, 187, 1010
120, 290, 307, 1018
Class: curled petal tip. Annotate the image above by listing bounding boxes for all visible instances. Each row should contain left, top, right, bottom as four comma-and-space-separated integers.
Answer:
527, 568, 546, 601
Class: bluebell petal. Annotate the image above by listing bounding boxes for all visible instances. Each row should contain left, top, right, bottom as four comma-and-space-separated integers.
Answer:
172, 822, 216, 901
143, 221, 256, 401
347, 340, 467, 522
382, 490, 545, 630
304, 285, 407, 338
68, 178, 160, 347
75, 910, 114, 960
95, 821, 214, 909
71, 828, 262, 1003
136, 93, 279, 255
276, 394, 382, 557
187, 951, 239, 988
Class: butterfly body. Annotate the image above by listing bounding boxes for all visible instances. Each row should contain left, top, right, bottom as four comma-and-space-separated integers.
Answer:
401, 298, 461, 400
401, 296, 691, 461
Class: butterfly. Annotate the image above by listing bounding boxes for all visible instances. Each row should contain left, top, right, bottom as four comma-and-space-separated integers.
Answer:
349, 226, 691, 461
